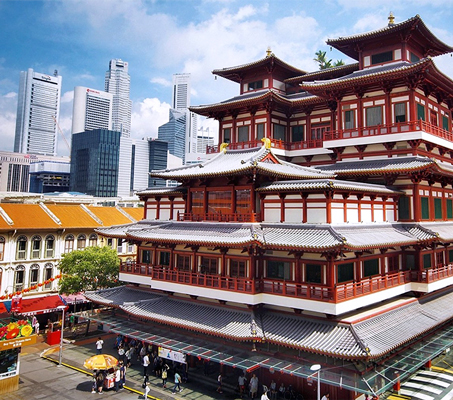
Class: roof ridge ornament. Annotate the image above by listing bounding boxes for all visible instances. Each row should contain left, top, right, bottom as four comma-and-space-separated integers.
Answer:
220, 142, 229, 153
388, 11, 395, 27
266, 46, 272, 57
261, 137, 271, 149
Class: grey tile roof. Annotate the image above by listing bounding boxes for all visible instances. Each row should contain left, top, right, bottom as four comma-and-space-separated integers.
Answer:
96, 221, 445, 250
256, 179, 402, 195
335, 223, 436, 249
136, 187, 185, 196
353, 289, 453, 357
125, 222, 259, 246
315, 156, 434, 175
419, 222, 453, 241
262, 224, 344, 250
86, 286, 453, 359
150, 145, 334, 181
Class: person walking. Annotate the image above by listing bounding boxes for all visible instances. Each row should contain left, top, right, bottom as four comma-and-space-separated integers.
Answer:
143, 352, 150, 381
144, 381, 151, 399
238, 374, 247, 398
95, 337, 104, 355
249, 374, 259, 400
162, 364, 169, 388
172, 371, 182, 394
96, 370, 105, 394
321, 394, 330, 400
217, 373, 223, 393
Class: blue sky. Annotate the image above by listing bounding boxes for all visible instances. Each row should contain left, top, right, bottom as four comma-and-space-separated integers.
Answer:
1, 0, 453, 157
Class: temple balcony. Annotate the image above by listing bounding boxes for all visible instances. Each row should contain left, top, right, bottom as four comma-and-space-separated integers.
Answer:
119, 262, 453, 315
324, 119, 452, 148
177, 212, 261, 223
206, 120, 452, 156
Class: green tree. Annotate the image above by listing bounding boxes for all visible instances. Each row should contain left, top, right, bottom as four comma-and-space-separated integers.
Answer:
58, 246, 121, 294
314, 51, 345, 70
314, 50, 332, 70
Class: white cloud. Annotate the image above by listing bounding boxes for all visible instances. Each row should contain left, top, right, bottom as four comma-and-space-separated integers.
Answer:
0, 92, 17, 152
131, 97, 171, 140
150, 77, 172, 87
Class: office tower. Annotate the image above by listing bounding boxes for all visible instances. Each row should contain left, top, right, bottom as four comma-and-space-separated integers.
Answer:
172, 73, 191, 110
70, 129, 121, 197
105, 59, 132, 138
158, 109, 186, 161
171, 73, 198, 164
72, 87, 113, 134
14, 69, 62, 156
117, 138, 170, 197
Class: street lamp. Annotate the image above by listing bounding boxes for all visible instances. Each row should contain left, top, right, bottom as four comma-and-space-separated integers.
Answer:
310, 364, 321, 400
57, 305, 66, 367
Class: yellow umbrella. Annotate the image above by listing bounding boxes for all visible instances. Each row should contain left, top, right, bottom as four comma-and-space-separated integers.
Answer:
83, 354, 118, 370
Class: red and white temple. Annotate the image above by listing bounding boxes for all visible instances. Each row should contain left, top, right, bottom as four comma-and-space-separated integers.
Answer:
87, 14, 453, 399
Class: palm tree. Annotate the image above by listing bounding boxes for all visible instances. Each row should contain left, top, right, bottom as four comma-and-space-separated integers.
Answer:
314, 50, 332, 70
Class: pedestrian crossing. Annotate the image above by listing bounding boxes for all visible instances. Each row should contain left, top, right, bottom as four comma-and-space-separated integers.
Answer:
396, 368, 453, 400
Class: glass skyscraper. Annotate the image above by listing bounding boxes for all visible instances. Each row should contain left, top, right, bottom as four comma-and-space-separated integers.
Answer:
70, 129, 121, 197
14, 69, 62, 156
105, 59, 132, 138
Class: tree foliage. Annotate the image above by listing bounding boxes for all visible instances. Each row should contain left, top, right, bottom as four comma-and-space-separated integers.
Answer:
58, 246, 121, 294
314, 50, 345, 70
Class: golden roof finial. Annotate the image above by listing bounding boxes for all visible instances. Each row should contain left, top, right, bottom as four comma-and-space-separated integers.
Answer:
388, 12, 395, 26
266, 47, 272, 57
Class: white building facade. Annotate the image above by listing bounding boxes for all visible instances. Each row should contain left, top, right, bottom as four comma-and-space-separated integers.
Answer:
14, 69, 62, 156
72, 87, 113, 134
105, 59, 132, 138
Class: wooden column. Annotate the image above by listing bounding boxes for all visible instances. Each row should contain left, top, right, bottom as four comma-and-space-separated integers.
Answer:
357, 194, 363, 222
169, 197, 174, 220
231, 114, 237, 144
343, 194, 349, 223
280, 193, 286, 223
325, 191, 333, 224
302, 193, 308, 223
156, 198, 161, 220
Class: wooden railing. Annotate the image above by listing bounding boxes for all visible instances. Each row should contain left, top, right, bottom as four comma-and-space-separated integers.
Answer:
206, 120, 452, 154
177, 212, 261, 223
410, 263, 453, 283
325, 119, 453, 142
120, 264, 439, 303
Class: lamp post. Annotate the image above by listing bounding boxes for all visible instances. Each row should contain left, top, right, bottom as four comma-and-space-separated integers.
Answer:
57, 305, 66, 367
310, 364, 321, 400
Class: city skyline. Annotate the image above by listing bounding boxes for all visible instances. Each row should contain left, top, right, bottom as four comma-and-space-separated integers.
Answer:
1, 0, 453, 157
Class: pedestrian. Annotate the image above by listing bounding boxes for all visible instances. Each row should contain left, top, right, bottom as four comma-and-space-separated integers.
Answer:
96, 370, 105, 394
270, 380, 277, 400
34, 320, 40, 335
143, 352, 150, 380
261, 387, 270, 400
120, 361, 126, 389
95, 337, 104, 355
144, 381, 151, 399
125, 346, 132, 367
278, 383, 285, 398
91, 370, 97, 394
114, 367, 121, 392
238, 374, 247, 398
118, 343, 125, 362
172, 371, 182, 394
321, 394, 330, 400
161, 363, 168, 388
249, 374, 259, 400
217, 373, 223, 393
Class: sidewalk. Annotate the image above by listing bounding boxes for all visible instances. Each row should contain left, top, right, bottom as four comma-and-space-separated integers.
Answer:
28, 327, 238, 400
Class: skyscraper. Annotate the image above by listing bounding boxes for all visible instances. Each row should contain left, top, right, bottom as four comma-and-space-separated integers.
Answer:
70, 129, 121, 197
72, 86, 113, 134
158, 109, 186, 161
14, 68, 62, 156
171, 73, 198, 163
105, 59, 132, 138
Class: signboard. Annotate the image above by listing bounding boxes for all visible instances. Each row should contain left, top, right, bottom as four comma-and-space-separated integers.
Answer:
158, 346, 187, 364
0, 334, 37, 351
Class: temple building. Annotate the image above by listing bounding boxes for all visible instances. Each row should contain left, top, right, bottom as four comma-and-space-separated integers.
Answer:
87, 15, 453, 399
